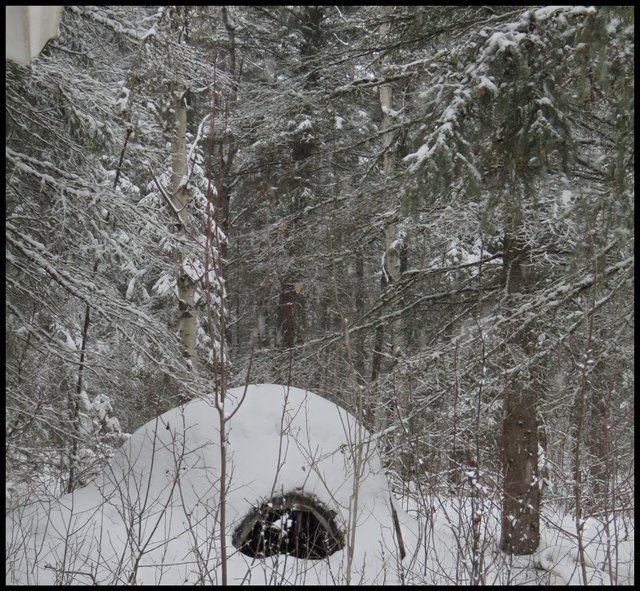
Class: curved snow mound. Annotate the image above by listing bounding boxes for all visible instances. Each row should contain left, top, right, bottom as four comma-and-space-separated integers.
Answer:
6, 384, 416, 585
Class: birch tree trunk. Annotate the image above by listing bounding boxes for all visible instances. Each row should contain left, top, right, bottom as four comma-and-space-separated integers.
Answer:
371, 14, 408, 435
172, 89, 198, 368
379, 21, 401, 293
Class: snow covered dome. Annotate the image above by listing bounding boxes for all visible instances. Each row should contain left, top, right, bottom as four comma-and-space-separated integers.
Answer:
5, 6, 64, 65
6, 384, 415, 585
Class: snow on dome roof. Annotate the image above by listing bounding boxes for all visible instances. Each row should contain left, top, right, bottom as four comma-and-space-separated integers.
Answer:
6, 6, 64, 65
6, 384, 416, 585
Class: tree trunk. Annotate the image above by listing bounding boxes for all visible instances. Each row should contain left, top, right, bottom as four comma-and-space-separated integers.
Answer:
500, 375, 541, 554
499, 232, 541, 554
278, 281, 297, 349
273, 8, 324, 351
583, 357, 609, 515
372, 14, 408, 436
352, 249, 366, 382
172, 90, 198, 368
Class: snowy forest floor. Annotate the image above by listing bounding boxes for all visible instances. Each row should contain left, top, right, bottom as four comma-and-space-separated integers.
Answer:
397, 487, 634, 585
5, 384, 634, 586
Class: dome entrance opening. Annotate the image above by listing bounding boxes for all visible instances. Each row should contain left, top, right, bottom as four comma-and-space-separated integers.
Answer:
232, 491, 345, 560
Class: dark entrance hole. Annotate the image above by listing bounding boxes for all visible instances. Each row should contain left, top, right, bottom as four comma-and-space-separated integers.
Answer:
232, 490, 345, 560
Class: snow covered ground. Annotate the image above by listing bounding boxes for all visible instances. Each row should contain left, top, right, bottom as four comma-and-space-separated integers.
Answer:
5, 384, 633, 585
398, 487, 634, 585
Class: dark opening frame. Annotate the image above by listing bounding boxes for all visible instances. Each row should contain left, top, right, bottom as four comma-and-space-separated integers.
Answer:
232, 490, 345, 560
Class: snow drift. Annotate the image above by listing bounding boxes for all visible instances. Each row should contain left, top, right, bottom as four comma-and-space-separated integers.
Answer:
6, 384, 415, 585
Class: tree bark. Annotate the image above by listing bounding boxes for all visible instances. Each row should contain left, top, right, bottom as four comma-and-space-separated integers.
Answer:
172, 90, 198, 368
499, 232, 541, 555
278, 281, 297, 349
371, 13, 409, 436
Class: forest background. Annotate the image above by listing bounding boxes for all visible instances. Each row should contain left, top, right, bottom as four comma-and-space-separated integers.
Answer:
6, 5, 634, 583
